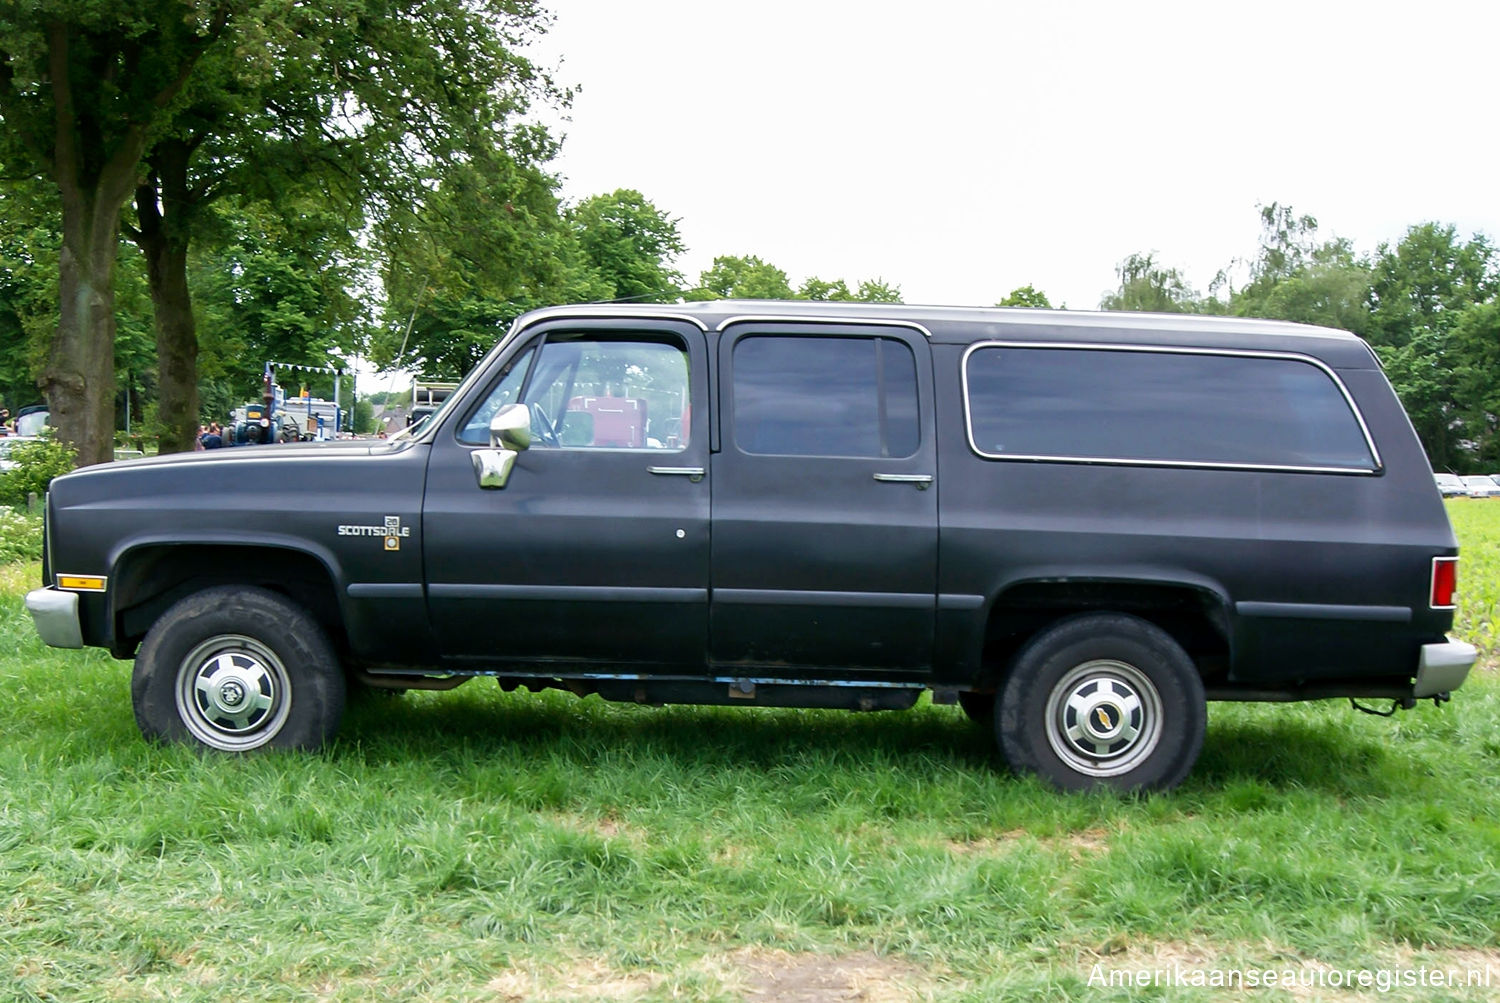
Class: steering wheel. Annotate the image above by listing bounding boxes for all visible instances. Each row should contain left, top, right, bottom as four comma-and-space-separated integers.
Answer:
531, 402, 560, 447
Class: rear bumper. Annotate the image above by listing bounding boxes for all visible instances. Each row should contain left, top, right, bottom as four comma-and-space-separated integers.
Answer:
25, 587, 82, 649
1413, 638, 1477, 698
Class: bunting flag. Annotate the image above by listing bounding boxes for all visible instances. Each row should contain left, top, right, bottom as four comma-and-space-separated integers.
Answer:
267, 362, 346, 376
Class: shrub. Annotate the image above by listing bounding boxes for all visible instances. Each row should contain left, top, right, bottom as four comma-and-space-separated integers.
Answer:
0, 507, 43, 563
0, 438, 76, 507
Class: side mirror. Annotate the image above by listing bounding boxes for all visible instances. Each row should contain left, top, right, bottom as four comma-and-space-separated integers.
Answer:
489, 403, 531, 451
473, 403, 530, 489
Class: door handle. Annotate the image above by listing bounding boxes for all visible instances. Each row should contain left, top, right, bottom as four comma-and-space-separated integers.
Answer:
874, 473, 933, 490
648, 466, 705, 483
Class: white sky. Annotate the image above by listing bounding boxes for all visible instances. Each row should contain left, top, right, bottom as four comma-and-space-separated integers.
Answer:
529, 0, 1500, 310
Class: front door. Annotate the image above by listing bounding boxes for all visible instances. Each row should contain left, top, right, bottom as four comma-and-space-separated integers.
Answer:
710, 322, 939, 677
423, 319, 710, 670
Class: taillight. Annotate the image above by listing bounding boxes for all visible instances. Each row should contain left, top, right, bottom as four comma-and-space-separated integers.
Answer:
1431, 557, 1458, 610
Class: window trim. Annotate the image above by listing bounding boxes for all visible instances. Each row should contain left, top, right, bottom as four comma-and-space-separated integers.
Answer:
729, 332, 923, 460
519, 332, 694, 453
717, 314, 933, 339
960, 340, 1384, 475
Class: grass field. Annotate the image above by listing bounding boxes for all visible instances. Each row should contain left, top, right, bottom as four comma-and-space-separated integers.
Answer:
1, 508, 1498, 1001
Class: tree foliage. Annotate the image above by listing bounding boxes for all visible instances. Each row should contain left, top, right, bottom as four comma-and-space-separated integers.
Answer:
0, 436, 76, 506
690, 255, 794, 300
568, 189, 684, 303
1099, 252, 1201, 313
0, 1, 233, 464
997, 284, 1054, 309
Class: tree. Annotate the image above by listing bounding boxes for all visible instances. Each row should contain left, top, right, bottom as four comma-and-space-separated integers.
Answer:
1100, 253, 1200, 313
1450, 300, 1500, 468
796, 276, 902, 303
351, 396, 376, 435
1364, 223, 1498, 469
690, 255, 793, 300
797, 276, 852, 301
0, 3, 232, 464
192, 199, 369, 406
1366, 223, 1496, 349
1228, 204, 1371, 332
371, 138, 611, 379
0, 179, 57, 411
569, 189, 684, 303
122, 1, 564, 452
853, 278, 902, 303
997, 284, 1054, 309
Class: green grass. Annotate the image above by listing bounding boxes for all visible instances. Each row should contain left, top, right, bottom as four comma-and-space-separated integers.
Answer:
1446, 500, 1500, 663
2, 507, 1499, 1000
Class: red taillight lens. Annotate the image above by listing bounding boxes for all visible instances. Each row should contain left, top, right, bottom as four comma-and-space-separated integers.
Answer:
1431, 557, 1458, 609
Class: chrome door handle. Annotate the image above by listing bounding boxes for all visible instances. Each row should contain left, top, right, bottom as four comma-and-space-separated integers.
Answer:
874, 473, 933, 490
648, 466, 705, 483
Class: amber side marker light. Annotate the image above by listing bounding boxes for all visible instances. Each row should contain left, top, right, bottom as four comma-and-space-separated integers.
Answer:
56, 575, 106, 592
1431, 557, 1458, 610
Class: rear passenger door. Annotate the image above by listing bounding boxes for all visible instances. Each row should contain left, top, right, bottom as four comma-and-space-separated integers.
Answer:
710, 322, 937, 676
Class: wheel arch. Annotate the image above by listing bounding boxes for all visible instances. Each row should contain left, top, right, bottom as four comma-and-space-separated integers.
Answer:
973, 571, 1233, 691
108, 535, 348, 659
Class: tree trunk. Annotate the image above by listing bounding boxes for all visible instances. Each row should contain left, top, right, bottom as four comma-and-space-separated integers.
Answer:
42, 186, 120, 468
31, 18, 214, 466
135, 139, 200, 455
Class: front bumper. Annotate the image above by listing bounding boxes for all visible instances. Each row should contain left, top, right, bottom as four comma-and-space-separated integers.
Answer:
25, 587, 83, 649
1413, 638, 1477, 698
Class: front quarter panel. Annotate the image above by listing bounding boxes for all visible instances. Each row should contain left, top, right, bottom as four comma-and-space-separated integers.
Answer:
45, 443, 434, 664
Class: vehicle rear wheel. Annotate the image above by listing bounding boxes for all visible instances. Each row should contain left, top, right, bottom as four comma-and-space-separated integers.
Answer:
132, 586, 345, 752
997, 613, 1205, 792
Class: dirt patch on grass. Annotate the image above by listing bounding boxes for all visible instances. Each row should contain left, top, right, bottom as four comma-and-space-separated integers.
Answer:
721, 948, 928, 1002
484, 959, 661, 1001
549, 812, 646, 844
944, 827, 1111, 857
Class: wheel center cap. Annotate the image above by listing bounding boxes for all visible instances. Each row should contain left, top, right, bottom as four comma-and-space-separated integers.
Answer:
1083, 700, 1125, 741
218, 679, 246, 708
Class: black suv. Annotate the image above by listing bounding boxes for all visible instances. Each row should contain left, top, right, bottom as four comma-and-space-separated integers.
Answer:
26, 302, 1475, 790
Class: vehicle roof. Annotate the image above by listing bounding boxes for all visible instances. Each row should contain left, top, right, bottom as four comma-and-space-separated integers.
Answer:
511, 300, 1378, 368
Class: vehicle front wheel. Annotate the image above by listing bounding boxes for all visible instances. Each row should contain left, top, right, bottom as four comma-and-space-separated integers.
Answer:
996, 613, 1205, 792
132, 586, 346, 752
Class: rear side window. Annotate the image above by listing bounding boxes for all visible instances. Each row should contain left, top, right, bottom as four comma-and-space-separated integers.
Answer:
733, 336, 919, 458
964, 345, 1378, 472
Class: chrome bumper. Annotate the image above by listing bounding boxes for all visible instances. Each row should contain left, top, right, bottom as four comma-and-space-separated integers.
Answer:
1413, 638, 1477, 698
25, 587, 83, 649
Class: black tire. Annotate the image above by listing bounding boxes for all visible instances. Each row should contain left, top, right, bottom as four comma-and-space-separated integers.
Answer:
132, 586, 346, 752
996, 613, 1205, 792
957, 690, 996, 725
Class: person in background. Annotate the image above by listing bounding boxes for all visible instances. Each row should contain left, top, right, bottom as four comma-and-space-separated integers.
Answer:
195, 425, 208, 451
201, 423, 223, 450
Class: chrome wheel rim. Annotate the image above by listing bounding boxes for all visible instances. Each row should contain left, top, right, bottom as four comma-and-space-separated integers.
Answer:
1044, 659, 1163, 778
175, 635, 291, 750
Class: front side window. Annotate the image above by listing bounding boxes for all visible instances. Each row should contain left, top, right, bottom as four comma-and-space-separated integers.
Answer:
457, 346, 535, 445
521, 335, 690, 450
732, 335, 919, 458
964, 345, 1378, 471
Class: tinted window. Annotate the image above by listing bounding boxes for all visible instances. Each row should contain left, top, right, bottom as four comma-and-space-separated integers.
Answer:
733, 336, 919, 458
965, 346, 1376, 471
